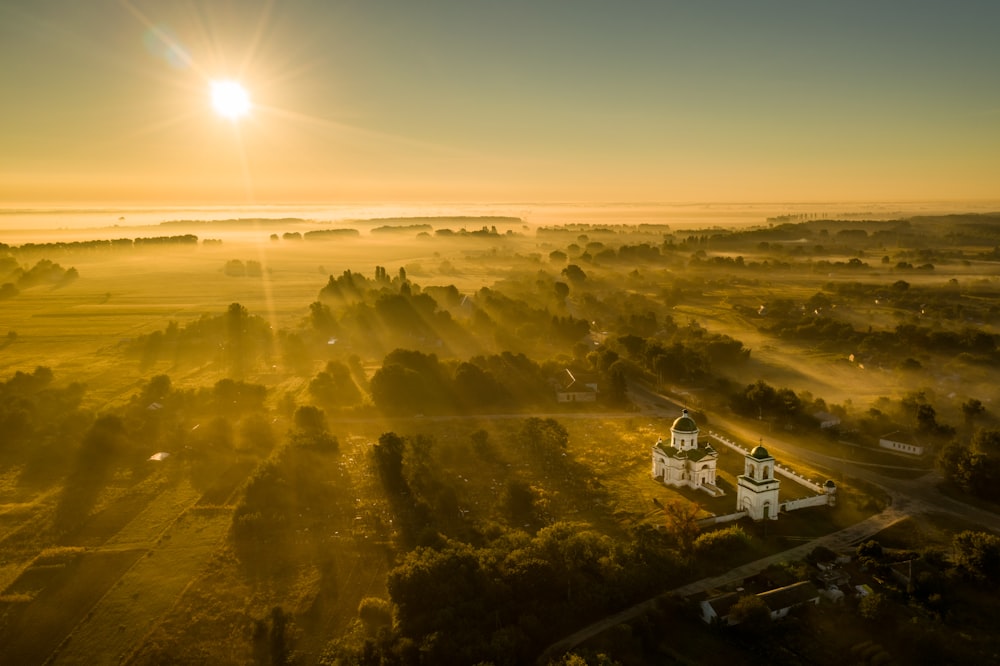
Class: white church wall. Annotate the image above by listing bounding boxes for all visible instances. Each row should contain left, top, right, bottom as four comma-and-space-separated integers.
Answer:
696, 511, 747, 527
709, 432, 825, 493
781, 495, 831, 512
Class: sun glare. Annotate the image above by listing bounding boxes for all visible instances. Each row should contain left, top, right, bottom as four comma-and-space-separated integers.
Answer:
210, 80, 251, 120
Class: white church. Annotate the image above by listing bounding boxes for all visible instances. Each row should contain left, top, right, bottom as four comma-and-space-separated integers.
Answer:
651, 409, 723, 497
653, 409, 836, 522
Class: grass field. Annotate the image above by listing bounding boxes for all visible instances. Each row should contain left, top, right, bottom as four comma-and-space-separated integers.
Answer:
2, 223, 983, 662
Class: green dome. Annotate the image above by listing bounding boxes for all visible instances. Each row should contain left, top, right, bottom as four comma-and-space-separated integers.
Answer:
750, 445, 771, 460
672, 409, 698, 433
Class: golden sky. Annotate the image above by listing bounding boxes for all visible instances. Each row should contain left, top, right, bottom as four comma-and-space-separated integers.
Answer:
2, 1, 999, 206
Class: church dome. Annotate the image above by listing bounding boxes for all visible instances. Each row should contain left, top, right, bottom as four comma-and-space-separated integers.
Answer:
671, 409, 698, 433
750, 445, 771, 460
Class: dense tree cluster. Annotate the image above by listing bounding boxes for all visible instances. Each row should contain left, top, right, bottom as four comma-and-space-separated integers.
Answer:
611, 324, 750, 384
230, 427, 346, 574
369, 349, 558, 414
325, 522, 681, 665
303, 228, 361, 240
223, 259, 264, 277
7, 235, 198, 255
0, 258, 78, 293
127, 302, 274, 374
939, 430, 1000, 501
308, 360, 363, 408
0, 367, 87, 466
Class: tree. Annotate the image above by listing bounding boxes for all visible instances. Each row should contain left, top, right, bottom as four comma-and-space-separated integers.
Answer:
77, 413, 127, 465
139, 374, 172, 404
226, 302, 249, 377
941, 431, 1000, 501
857, 540, 883, 559
693, 526, 749, 561
858, 592, 887, 621
212, 378, 267, 415
517, 417, 569, 455
953, 530, 1000, 583
561, 264, 587, 283
963, 398, 986, 427
728, 594, 771, 631
662, 501, 700, 555
553, 280, 570, 301
916, 403, 938, 434
308, 360, 362, 407
224, 259, 246, 277
291, 405, 337, 449
308, 300, 337, 335
369, 363, 426, 415
605, 359, 629, 407
373, 432, 406, 493
504, 480, 536, 521
453, 362, 507, 409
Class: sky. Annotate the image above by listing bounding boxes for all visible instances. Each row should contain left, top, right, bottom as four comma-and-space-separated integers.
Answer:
1, 0, 999, 207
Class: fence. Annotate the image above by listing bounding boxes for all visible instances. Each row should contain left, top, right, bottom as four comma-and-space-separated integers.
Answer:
708, 431, 825, 493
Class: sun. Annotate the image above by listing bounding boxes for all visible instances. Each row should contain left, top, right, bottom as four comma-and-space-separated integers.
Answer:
210, 80, 251, 120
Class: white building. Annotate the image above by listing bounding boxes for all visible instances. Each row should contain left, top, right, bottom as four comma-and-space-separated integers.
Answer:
554, 368, 598, 403
700, 581, 821, 624
878, 432, 924, 456
736, 443, 781, 520
652, 409, 722, 497
812, 410, 841, 429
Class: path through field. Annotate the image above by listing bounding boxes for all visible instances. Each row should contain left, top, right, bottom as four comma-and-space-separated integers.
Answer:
0, 469, 242, 666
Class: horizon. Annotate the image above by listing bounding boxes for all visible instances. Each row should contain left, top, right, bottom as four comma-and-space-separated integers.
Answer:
3, 200, 999, 240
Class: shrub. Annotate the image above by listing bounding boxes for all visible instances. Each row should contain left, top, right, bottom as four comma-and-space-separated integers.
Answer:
358, 597, 393, 630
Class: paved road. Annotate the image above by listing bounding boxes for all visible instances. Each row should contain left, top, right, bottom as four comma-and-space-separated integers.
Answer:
537, 381, 1000, 663
538, 504, 908, 663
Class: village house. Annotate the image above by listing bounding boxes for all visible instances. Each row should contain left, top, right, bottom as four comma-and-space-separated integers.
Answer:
812, 410, 841, 429
700, 581, 821, 624
554, 368, 598, 403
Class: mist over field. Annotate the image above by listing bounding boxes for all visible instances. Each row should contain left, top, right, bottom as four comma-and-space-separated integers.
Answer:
3, 207, 1000, 664
6, 200, 997, 239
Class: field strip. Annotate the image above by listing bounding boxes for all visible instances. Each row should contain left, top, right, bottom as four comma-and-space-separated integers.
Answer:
48, 509, 232, 665
102, 479, 202, 548
0, 490, 60, 562
0, 548, 147, 666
